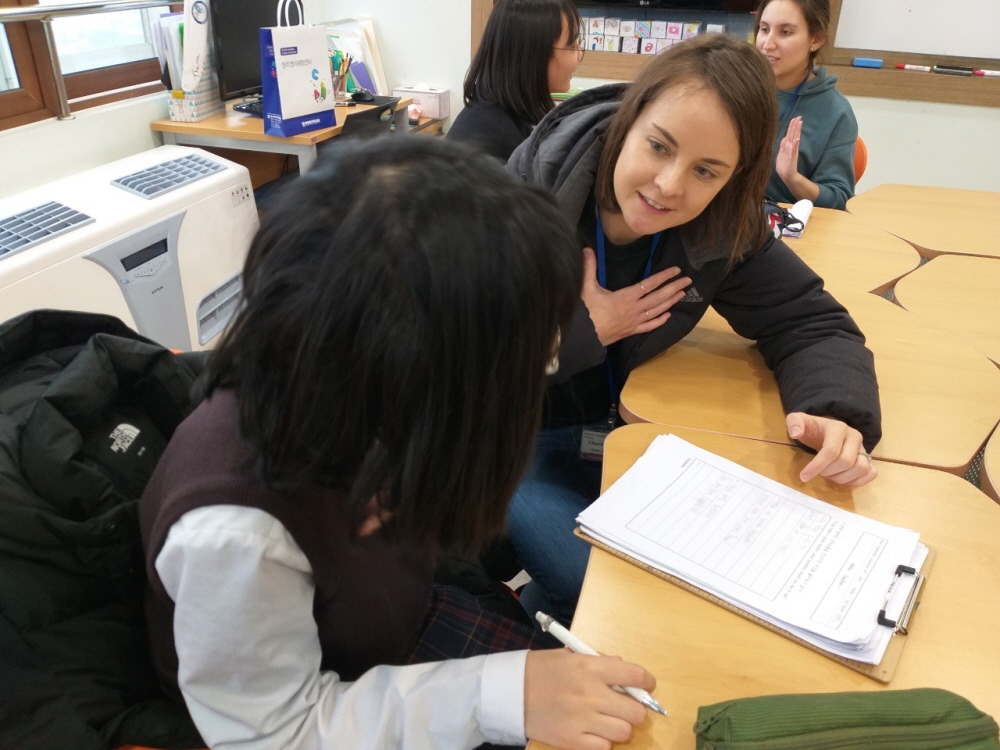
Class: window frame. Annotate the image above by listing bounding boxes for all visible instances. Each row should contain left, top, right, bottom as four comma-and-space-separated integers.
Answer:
0, 0, 180, 132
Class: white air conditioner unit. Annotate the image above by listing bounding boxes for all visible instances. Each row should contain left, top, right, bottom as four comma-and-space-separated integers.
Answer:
0, 145, 258, 351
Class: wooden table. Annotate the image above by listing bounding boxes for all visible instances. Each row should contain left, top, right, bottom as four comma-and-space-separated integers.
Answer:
151, 98, 413, 173
893, 254, 1000, 364
529, 424, 1000, 750
619, 292, 1000, 474
847, 184, 1000, 259
783, 206, 921, 297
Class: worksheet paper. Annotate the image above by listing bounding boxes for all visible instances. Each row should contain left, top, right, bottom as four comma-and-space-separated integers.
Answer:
577, 435, 926, 663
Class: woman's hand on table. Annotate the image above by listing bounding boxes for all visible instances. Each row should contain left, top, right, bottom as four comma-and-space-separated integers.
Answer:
787, 412, 878, 487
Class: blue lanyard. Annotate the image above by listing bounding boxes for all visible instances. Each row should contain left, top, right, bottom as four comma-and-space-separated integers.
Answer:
779, 73, 809, 124
595, 209, 662, 402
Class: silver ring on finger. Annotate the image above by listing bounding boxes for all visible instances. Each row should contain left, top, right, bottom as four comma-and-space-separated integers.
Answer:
859, 450, 872, 462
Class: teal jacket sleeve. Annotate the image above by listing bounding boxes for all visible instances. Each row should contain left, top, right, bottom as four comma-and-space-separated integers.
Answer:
811, 109, 858, 210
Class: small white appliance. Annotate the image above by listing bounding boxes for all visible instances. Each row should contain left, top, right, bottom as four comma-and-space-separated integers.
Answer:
0, 145, 258, 351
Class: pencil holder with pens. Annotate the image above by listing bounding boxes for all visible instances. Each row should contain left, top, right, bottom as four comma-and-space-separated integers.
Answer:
329, 49, 353, 100
331, 72, 348, 100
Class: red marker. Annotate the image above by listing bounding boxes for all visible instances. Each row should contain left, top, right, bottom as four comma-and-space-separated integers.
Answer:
974, 69, 1000, 77
895, 64, 931, 72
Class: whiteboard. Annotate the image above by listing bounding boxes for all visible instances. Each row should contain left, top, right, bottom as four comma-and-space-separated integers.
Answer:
836, 0, 1000, 60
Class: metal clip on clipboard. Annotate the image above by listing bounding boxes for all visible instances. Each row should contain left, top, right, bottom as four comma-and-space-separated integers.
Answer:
877, 564, 924, 635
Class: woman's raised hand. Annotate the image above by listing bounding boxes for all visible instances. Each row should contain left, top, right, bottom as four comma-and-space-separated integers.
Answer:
581, 246, 691, 346
775, 115, 803, 184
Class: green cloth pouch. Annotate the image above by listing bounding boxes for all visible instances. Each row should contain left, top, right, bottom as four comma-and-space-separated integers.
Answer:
694, 688, 1000, 750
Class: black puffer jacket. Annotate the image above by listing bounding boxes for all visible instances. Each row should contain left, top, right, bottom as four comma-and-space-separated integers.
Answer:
0, 310, 203, 750
508, 84, 881, 449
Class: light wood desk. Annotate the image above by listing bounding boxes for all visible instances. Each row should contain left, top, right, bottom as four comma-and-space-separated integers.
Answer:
893, 254, 1000, 365
619, 292, 1000, 474
151, 98, 413, 174
847, 184, 1000, 259
530, 424, 1000, 750
783, 206, 921, 297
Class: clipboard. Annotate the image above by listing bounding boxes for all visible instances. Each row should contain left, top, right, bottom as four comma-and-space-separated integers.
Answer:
575, 527, 935, 683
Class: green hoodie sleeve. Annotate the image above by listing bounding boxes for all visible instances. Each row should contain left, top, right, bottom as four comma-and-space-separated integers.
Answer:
810, 108, 858, 210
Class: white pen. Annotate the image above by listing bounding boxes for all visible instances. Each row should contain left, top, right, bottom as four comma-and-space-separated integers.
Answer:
535, 612, 668, 716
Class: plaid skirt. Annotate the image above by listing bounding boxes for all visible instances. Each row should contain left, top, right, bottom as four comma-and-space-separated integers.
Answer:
407, 584, 559, 664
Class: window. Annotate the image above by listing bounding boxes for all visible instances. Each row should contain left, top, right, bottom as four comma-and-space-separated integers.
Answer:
0, 24, 18, 91
0, 0, 177, 132
40, 0, 166, 74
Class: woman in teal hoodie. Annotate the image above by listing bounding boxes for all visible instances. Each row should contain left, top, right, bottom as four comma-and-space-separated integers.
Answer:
756, 0, 858, 209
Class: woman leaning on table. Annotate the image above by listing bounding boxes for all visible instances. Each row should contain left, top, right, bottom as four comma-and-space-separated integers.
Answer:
448, 0, 583, 161
755, 0, 859, 209
506, 33, 881, 626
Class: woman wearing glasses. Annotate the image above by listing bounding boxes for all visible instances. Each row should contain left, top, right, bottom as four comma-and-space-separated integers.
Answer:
448, 0, 583, 162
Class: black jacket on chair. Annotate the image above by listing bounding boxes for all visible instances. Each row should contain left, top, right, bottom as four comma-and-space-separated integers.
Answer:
0, 310, 204, 750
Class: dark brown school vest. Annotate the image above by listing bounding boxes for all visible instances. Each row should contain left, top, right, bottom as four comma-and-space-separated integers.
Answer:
140, 390, 434, 700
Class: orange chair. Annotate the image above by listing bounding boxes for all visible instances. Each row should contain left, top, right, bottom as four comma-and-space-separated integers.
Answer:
853, 135, 868, 182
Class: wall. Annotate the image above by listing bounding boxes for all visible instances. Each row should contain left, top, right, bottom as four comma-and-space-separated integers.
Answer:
0, 93, 167, 199
1, 0, 997, 200
836, 0, 1000, 59
307, 0, 470, 129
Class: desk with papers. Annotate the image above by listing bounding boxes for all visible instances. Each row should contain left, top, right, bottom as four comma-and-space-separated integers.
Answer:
151, 98, 414, 174
528, 424, 1000, 750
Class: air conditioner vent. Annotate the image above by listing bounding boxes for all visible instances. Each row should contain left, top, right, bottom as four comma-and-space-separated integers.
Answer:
112, 153, 226, 199
0, 201, 95, 259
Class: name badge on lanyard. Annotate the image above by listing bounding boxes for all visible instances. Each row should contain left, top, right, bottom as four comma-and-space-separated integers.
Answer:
580, 209, 661, 461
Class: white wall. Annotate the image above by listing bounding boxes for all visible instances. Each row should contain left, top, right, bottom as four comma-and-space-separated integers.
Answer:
0, 93, 168, 199
850, 96, 1000, 192
1, 2, 997, 200
307, 0, 470, 127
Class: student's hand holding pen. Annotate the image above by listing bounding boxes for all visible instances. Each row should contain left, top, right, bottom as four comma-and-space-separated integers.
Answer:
523, 647, 656, 750
581, 246, 691, 347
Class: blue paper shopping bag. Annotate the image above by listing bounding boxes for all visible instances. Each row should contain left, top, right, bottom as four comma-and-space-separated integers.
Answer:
260, 24, 335, 137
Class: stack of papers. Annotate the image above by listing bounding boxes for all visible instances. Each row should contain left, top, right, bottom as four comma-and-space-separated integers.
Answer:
577, 435, 927, 665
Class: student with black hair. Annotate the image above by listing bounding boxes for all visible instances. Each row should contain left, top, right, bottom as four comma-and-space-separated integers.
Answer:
448, 0, 583, 162
140, 137, 657, 750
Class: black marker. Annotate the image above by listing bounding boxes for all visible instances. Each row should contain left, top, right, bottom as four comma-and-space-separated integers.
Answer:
933, 65, 974, 76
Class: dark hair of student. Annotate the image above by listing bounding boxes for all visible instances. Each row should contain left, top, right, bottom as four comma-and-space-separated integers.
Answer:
594, 33, 776, 264
204, 137, 582, 556
464, 0, 581, 124
754, 0, 831, 69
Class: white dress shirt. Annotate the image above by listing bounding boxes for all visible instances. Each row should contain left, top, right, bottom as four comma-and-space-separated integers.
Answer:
156, 504, 528, 749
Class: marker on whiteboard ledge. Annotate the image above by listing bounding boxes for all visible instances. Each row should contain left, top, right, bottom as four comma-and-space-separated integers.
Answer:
974, 69, 1000, 77
895, 63, 931, 73
933, 65, 974, 76
853, 57, 883, 68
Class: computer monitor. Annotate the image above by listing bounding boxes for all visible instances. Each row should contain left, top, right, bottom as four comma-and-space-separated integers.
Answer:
210, 0, 295, 102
